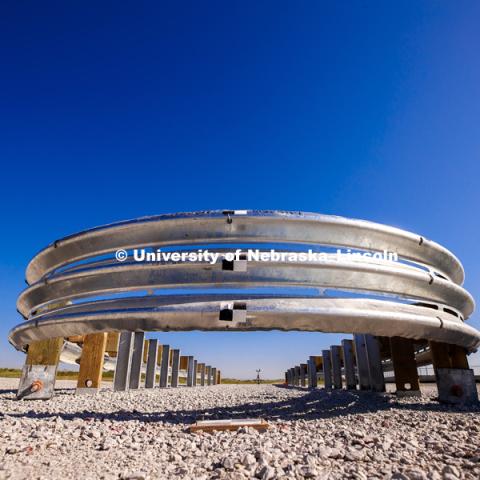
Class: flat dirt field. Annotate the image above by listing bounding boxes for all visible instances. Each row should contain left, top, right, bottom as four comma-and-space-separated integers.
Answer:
0, 379, 479, 480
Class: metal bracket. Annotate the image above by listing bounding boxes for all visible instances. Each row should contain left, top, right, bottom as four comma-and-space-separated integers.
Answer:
436, 368, 479, 405
17, 364, 57, 400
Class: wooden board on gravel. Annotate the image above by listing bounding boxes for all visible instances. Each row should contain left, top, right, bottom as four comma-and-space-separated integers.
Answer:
189, 418, 269, 433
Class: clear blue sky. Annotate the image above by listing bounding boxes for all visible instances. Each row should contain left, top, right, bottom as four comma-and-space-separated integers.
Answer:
1, 2, 479, 379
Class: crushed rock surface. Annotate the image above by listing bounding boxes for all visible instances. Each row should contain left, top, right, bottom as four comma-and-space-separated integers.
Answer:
0, 379, 479, 480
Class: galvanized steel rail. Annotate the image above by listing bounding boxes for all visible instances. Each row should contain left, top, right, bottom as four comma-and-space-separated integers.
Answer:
9, 210, 480, 352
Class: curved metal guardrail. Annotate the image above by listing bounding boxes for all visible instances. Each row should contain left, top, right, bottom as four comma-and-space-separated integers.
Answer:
9, 210, 480, 352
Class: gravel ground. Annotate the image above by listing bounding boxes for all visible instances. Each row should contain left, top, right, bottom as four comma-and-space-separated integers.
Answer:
1, 379, 480, 480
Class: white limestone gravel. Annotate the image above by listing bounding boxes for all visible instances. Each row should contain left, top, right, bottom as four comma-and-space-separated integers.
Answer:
0, 379, 480, 479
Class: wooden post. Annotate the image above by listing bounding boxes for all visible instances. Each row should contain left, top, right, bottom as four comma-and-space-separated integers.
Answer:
198, 363, 206, 386
157, 345, 164, 366
449, 344, 469, 369
76, 333, 108, 394
429, 341, 451, 370
390, 337, 420, 396
143, 339, 149, 363
206, 365, 212, 385
216, 369, 221, 384
105, 332, 120, 357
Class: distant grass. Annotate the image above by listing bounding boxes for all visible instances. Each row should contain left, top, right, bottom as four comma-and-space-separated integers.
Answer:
0, 368, 23, 378
0, 369, 284, 385
221, 378, 284, 384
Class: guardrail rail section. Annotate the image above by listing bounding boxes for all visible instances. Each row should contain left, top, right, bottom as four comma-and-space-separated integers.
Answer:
10, 210, 479, 403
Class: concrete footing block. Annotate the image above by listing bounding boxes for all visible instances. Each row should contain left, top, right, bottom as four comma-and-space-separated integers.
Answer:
436, 368, 479, 405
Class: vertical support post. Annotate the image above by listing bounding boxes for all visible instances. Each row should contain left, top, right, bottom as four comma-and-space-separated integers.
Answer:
390, 337, 420, 396
341, 339, 356, 390
429, 340, 451, 370
76, 332, 108, 394
212, 367, 217, 385
449, 344, 470, 369
300, 363, 307, 387
294, 366, 300, 386
170, 349, 180, 388
198, 363, 206, 386
193, 359, 198, 387
217, 370, 221, 384
159, 344, 170, 388
105, 332, 120, 357
206, 365, 212, 386
17, 337, 65, 400
353, 334, 371, 390
145, 339, 158, 388
364, 334, 385, 392
186, 356, 194, 387
129, 332, 145, 390
143, 339, 148, 364
330, 345, 343, 389
179, 356, 188, 385
322, 350, 333, 390
308, 356, 318, 388
113, 332, 134, 391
